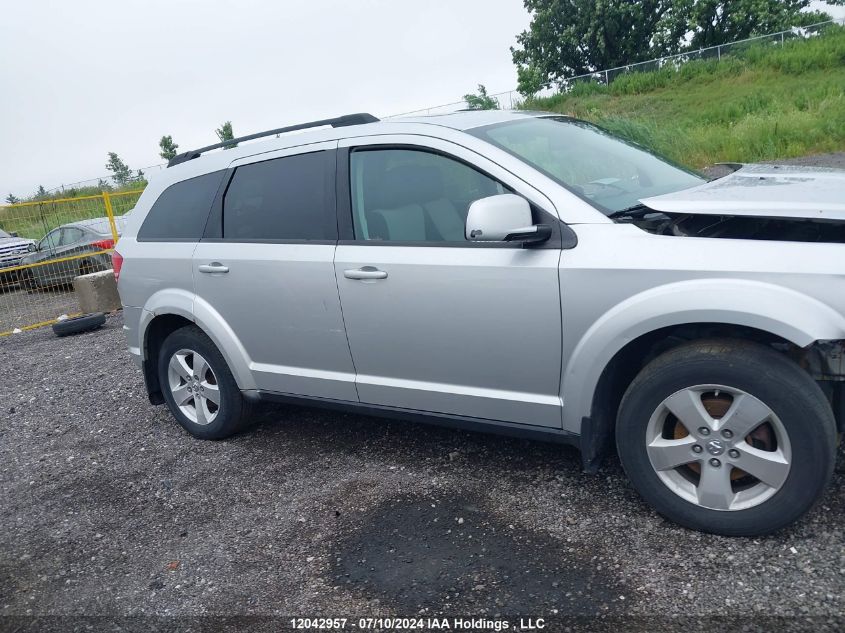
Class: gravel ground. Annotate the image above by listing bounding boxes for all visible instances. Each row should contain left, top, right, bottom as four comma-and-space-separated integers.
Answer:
1, 314, 844, 633
0, 286, 78, 334
3, 152, 845, 632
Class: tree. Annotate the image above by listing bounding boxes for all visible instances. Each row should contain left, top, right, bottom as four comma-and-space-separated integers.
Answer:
105, 152, 134, 187
464, 84, 500, 110
512, 0, 687, 92
159, 135, 179, 161
35, 185, 47, 199
97, 179, 113, 192
5, 193, 19, 204
516, 65, 545, 97
511, 0, 843, 93
216, 121, 237, 149
687, 1, 839, 49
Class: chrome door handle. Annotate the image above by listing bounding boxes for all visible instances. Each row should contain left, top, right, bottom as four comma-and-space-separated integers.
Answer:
344, 266, 387, 280
198, 263, 229, 274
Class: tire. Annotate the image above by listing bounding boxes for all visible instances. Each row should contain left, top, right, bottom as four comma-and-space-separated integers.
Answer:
158, 325, 255, 440
616, 339, 836, 536
52, 312, 106, 337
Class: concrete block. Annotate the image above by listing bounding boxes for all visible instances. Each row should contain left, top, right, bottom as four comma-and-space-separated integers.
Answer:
73, 269, 121, 314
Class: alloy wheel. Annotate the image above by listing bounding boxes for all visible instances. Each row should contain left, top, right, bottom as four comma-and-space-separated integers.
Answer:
167, 348, 221, 425
645, 384, 791, 511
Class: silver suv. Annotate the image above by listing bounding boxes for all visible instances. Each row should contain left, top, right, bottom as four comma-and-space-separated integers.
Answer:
115, 111, 845, 536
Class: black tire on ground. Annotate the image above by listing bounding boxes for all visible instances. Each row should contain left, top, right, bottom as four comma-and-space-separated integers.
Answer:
52, 312, 106, 337
616, 339, 837, 537
157, 325, 255, 440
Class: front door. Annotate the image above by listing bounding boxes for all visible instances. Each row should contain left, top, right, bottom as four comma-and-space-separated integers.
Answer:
334, 139, 564, 427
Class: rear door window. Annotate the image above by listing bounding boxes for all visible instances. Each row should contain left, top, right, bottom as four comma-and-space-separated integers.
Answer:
223, 151, 335, 241
138, 171, 224, 240
59, 227, 85, 246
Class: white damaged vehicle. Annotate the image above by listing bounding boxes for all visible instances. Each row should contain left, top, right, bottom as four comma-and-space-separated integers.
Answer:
115, 111, 844, 536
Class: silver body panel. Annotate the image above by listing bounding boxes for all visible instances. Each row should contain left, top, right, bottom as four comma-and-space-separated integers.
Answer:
335, 243, 563, 426
116, 110, 845, 441
641, 163, 845, 218
193, 241, 357, 401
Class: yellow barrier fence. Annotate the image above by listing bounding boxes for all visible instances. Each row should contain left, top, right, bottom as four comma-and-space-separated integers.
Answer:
0, 190, 143, 336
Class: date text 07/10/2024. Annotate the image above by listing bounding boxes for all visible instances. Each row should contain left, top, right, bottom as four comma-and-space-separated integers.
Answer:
289, 617, 547, 630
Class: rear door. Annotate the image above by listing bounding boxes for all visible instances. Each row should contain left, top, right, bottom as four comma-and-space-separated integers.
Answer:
192, 141, 357, 401
334, 136, 564, 427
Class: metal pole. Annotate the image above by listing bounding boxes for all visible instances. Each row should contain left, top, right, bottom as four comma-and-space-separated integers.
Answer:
102, 191, 119, 243
604, 70, 609, 85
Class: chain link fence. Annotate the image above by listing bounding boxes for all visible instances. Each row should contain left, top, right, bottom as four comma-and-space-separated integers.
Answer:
386, 18, 845, 118
0, 190, 142, 335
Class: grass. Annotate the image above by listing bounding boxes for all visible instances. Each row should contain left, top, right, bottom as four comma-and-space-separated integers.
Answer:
0, 190, 140, 240
522, 26, 845, 169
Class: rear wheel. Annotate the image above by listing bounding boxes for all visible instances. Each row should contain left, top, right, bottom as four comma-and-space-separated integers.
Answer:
158, 325, 255, 439
616, 339, 836, 536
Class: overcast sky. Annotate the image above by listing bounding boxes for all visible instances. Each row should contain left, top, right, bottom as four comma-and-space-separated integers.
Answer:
0, 0, 530, 196
2, 1, 843, 198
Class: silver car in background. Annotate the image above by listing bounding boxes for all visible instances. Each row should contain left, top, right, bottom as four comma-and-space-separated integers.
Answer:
114, 110, 845, 536
20, 216, 126, 290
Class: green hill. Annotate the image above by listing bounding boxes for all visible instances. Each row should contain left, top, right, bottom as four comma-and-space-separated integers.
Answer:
523, 26, 845, 169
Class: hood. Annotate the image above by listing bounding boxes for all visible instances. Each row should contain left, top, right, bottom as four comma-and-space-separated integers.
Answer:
640, 164, 845, 220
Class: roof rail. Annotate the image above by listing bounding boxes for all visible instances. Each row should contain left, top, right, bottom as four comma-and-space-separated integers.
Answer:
167, 112, 380, 167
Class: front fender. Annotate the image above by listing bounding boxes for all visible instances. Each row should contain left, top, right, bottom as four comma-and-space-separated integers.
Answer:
561, 278, 845, 436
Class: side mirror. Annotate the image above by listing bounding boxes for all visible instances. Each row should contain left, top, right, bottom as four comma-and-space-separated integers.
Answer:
465, 194, 552, 245
9, 231, 19, 237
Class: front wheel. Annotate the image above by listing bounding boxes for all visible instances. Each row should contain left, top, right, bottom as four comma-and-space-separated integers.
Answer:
616, 339, 836, 536
158, 325, 255, 440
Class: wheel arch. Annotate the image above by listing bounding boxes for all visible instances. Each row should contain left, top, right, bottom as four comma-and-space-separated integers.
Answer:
139, 292, 257, 404
564, 279, 845, 471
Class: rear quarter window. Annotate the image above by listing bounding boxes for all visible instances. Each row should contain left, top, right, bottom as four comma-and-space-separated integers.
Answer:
138, 171, 224, 240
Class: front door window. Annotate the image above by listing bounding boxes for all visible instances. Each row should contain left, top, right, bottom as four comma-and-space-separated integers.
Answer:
350, 149, 506, 243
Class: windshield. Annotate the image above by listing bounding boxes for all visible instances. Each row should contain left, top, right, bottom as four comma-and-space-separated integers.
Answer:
470, 116, 704, 215
0, 228, 11, 238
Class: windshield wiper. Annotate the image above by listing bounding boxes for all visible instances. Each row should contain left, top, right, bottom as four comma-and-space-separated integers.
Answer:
607, 203, 662, 220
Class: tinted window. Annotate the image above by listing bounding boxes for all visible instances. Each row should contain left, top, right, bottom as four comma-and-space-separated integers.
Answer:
138, 171, 223, 240
350, 149, 504, 242
223, 151, 334, 241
